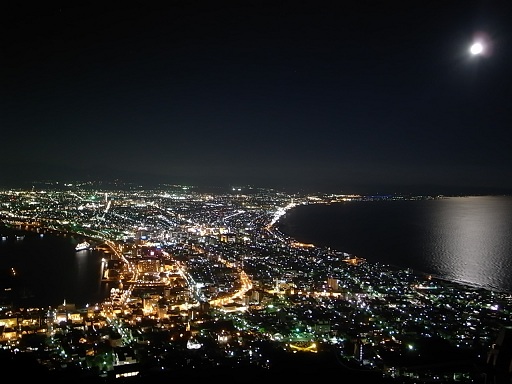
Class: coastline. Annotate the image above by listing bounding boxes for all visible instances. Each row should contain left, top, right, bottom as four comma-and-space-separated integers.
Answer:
274, 197, 512, 295
3, 194, 512, 311
1, 195, 512, 382
0, 224, 109, 308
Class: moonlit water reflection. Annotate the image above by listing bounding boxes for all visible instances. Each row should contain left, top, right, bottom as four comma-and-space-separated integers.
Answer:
423, 196, 512, 291
278, 195, 512, 293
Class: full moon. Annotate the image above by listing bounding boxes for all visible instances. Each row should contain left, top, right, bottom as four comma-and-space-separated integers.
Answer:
470, 42, 484, 55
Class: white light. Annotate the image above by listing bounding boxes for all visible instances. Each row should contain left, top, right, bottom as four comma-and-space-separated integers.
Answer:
470, 42, 483, 55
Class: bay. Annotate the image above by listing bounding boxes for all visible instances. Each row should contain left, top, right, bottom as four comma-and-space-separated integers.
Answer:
2, 195, 512, 309
0, 228, 111, 308
277, 195, 512, 293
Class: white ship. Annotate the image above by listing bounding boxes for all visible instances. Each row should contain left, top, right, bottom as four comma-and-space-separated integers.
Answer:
75, 241, 90, 251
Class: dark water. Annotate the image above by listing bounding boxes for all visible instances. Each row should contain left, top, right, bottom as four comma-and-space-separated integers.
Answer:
2, 195, 512, 308
277, 195, 512, 293
0, 228, 112, 308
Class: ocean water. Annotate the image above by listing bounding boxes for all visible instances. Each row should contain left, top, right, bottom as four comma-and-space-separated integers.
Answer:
2, 195, 512, 308
277, 195, 512, 293
0, 228, 111, 308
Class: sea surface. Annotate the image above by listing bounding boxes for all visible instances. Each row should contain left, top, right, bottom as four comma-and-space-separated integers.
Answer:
0, 229, 113, 308
277, 195, 512, 293
1, 195, 512, 308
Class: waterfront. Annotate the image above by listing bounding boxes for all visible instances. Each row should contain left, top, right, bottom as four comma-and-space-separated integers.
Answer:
2, 194, 512, 309
0, 228, 112, 308
277, 195, 512, 294
1, 187, 512, 383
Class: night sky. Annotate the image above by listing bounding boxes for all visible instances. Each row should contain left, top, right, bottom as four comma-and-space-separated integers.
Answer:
2, 1, 512, 194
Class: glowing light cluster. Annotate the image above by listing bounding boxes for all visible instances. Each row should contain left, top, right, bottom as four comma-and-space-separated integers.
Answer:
469, 42, 483, 55
469, 32, 492, 57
